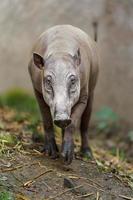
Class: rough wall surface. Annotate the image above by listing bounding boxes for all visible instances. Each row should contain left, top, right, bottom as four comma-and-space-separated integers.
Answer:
0, 0, 133, 123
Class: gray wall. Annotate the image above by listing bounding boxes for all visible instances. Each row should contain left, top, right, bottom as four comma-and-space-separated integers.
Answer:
0, 0, 133, 123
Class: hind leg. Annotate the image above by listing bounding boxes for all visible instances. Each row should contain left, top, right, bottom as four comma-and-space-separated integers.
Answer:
80, 92, 94, 158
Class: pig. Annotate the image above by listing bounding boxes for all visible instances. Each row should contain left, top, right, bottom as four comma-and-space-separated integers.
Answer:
28, 25, 99, 164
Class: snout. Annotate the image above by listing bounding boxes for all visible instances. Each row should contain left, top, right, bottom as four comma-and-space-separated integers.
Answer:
54, 119, 71, 128
54, 114, 71, 128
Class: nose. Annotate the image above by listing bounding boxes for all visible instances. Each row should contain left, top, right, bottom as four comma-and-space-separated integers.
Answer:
54, 117, 71, 128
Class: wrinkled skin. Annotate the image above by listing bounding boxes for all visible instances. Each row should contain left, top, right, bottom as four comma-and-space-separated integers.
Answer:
28, 25, 99, 164
41, 53, 81, 122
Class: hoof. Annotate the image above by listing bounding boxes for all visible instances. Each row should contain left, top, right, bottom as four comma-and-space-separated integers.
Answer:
41, 138, 59, 159
61, 141, 74, 165
80, 147, 93, 160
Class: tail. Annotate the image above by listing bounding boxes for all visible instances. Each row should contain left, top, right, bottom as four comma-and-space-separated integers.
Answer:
92, 21, 98, 42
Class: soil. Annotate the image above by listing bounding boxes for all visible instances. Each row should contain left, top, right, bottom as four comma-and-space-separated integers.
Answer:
0, 153, 132, 200
0, 108, 133, 200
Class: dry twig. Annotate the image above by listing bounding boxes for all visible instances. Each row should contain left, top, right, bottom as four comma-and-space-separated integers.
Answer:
119, 194, 133, 200
68, 175, 104, 191
77, 192, 94, 198
0, 162, 39, 173
23, 169, 53, 187
96, 191, 100, 200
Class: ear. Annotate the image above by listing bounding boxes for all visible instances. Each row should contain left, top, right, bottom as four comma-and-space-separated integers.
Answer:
73, 48, 81, 66
33, 53, 44, 69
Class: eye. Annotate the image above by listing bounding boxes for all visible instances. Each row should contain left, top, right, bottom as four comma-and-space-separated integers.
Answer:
44, 76, 52, 91
71, 76, 76, 85
69, 75, 77, 93
46, 77, 51, 85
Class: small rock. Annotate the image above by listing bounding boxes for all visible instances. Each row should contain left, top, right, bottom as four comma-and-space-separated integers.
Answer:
63, 178, 87, 195
64, 177, 76, 189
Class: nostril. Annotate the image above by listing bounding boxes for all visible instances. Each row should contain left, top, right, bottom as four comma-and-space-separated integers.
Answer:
54, 120, 60, 127
54, 119, 71, 128
64, 119, 71, 127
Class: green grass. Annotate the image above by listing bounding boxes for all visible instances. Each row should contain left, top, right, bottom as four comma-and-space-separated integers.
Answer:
110, 147, 126, 161
0, 88, 40, 122
0, 191, 14, 200
0, 131, 17, 145
0, 88, 43, 145
0, 131, 18, 156
0, 88, 37, 113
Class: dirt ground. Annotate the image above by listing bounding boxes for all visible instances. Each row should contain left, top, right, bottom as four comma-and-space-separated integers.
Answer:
0, 107, 133, 200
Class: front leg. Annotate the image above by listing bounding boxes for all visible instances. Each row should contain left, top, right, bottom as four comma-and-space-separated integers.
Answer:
61, 94, 88, 164
80, 92, 94, 159
34, 88, 58, 158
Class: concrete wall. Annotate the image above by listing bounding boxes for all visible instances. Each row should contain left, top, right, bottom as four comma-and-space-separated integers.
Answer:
0, 0, 133, 123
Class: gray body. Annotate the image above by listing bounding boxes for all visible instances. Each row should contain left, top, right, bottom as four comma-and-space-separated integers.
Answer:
28, 25, 99, 164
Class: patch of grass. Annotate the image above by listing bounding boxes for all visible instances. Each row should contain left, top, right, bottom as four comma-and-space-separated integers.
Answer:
0, 131, 17, 146
0, 88, 40, 122
0, 131, 18, 156
110, 147, 126, 161
12, 112, 29, 123
0, 88, 37, 113
0, 191, 14, 200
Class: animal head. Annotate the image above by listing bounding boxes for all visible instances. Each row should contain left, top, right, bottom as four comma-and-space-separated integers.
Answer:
33, 49, 81, 128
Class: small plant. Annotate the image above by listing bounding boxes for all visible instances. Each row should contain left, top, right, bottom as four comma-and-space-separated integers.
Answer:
0, 131, 17, 146
0, 131, 18, 156
95, 106, 119, 135
110, 147, 126, 161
